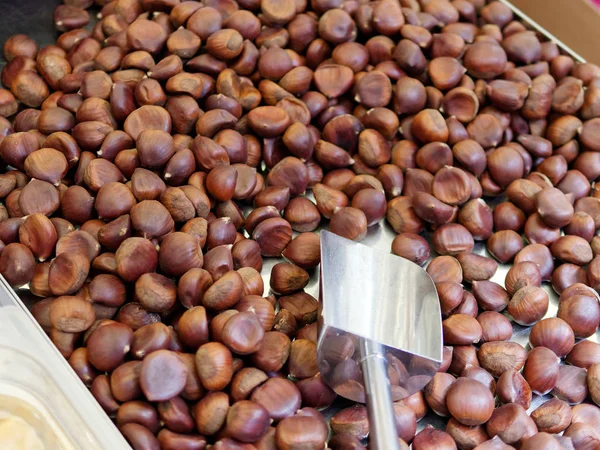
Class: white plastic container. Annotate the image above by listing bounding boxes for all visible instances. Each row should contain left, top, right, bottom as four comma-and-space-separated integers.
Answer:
0, 277, 130, 449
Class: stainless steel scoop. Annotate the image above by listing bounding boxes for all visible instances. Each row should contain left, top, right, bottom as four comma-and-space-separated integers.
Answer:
317, 231, 443, 449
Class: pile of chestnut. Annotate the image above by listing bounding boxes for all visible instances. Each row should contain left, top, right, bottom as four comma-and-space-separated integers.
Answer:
0, 0, 599, 448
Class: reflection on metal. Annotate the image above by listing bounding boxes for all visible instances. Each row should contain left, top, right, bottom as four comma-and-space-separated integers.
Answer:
317, 232, 442, 449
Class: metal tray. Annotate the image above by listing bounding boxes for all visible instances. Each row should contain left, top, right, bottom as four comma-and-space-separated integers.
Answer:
258, 0, 600, 431
0, 0, 598, 444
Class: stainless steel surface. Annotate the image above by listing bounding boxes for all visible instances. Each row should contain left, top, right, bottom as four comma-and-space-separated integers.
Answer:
360, 340, 400, 450
318, 231, 442, 365
315, 231, 441, 447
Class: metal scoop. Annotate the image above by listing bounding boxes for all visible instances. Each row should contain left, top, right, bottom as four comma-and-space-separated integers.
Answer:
317, 231, 443, 449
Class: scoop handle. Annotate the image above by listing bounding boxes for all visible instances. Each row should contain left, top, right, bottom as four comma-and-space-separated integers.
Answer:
360, 338, 401, 450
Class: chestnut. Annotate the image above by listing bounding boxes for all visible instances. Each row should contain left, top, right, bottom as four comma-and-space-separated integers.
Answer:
442, 314, 482, 345
330, 207, 368, 241
445, 418, 489, 449
250, 377, 301, 421
111, 361, 143, 403
588, 363, 600, 406
221, 311, 265, 355
507, 285, 549, 326
194, 391, 229, 437
328, 433, 366, 450
116, 401, 160, 434
68, 347, 98, 387
114, 236, 158, 283
557, 291, 600, 338
477, 311, 513, 343
504, 261, 542, 296
18, 213, 57, 261
225, 400, 270, 443
478, 341, 527, 377
487, 230, 524, 264
288, 339, 318, 380
432, 223, 474, 256
157, 429, 206, 450
552, 364, 589, 404
531, 398, 572, 434
391, 233, 430, 266
140, 350, 188, 402
275, 414, 328, 450
424, 372, 456, 417
120, 423, 160, 449
529, 317, 575, 357
87, 321, 133, 372
461, 365, 496, 395
456, 253, 498, 283
427, 256, 463, 284
521, 433, 564, 450
472, 280, 510, 312
330, 405, 370, 440
522, 346, 560, 396
50, 295, 95, 333
156, 396, 194, 434
412, 426, 456, 450
567, 340, 600, 369
281, 232, 321, 270
91, 375, 120, 416
270, 262, 310, 295
496, 369, 532, 409
133, 273, 176, 313
131, 323, 171, 360
486, 403, 532, 444
446, 378, 494, 426
195, 342, 233, 391
159, 232, 203, 278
